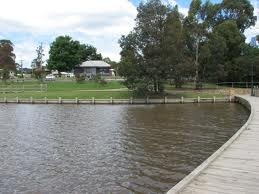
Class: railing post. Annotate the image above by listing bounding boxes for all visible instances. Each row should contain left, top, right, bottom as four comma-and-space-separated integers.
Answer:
30, 97, 33, 104
146, 96, 149, 104
59, 97, 62, 104
164, 96, 167, 104
181, 96, 184, 104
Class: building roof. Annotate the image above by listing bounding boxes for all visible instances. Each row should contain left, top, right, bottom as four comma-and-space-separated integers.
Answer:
80, 60, 111, 68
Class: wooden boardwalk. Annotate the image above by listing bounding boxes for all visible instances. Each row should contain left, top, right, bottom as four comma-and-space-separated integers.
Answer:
167, 95, 259, 194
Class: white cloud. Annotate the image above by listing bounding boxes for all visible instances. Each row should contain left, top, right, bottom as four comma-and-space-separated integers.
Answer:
0, 0, 137, 67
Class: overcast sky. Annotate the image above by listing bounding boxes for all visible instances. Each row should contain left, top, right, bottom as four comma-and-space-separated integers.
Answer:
0, 0, 258, 67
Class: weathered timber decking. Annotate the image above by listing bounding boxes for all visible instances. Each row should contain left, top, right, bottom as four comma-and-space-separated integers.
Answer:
167, 95, 259, 194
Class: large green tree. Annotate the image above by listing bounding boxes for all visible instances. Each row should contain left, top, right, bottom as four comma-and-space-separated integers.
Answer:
48, 36, 82, 75
163, 6, 194, 88
119, 0, 170, 93
119, 0, 258, 92
48, 36, 102, 75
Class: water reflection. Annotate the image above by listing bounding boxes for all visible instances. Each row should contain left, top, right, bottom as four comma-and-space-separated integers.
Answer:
0, 103, 249, 193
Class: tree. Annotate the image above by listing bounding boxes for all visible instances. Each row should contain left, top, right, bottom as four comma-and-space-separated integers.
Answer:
79, 44, 102, 61
119, 0, 170, 93
163, 6, 194, 88
218, 0, 256, 32
184, 0, 208, 89
32, 43, 45, 80
119, 32, 144, 90
48, 36, 102, 76
0, 40, 16, 82
47, 36, 82, 76
103, 57, 118, 75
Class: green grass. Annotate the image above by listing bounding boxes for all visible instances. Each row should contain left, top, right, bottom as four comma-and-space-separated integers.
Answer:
0, 80, 131, 99
0, 80, 227, 99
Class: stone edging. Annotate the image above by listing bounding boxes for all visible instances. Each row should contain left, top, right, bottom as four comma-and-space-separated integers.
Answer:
166, 95, 254, 194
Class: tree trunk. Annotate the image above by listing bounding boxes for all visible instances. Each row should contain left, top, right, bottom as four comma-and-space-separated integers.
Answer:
195, 38, 200, 90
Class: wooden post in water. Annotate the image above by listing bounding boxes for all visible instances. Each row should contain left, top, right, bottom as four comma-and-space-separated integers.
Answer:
59, 97, 62, 104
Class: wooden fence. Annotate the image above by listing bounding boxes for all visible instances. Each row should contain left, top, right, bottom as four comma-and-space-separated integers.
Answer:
0, 84, 47, 93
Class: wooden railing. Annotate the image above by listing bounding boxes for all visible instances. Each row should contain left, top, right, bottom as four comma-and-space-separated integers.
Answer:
0, 84, 47, 93
0, 96, 233, 105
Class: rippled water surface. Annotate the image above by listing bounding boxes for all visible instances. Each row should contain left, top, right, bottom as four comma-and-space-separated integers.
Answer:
0, 103, 249, 194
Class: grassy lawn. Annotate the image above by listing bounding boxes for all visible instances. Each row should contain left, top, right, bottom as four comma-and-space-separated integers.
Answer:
0, 80, 227, 99
0, 80, 131, 99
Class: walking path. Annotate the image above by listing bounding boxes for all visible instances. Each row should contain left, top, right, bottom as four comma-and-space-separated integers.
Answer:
167, 95, 259, 194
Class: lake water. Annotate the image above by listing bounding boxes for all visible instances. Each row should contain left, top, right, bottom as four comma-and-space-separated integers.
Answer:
0, 103, 249, 194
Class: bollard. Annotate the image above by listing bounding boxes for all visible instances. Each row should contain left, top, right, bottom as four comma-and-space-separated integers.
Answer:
229, 96, 232, 103
146, 97, 149, 104
75, 97, 79, 104
30, 97, 33, 104
59, 97, 62, 104
181, 96, 184, 104
164, 96, 167, 104
197, 96, 200, 103
110, 97, 113, 104
92, 97, 95, 104
213, 96, 216, 103
16, 97, 19, 104
4, 97, 7, 103
130, 97, 133, 104
45, 97, 48, 104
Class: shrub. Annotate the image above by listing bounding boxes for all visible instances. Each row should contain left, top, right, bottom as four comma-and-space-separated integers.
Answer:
75, 74, 85, 83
